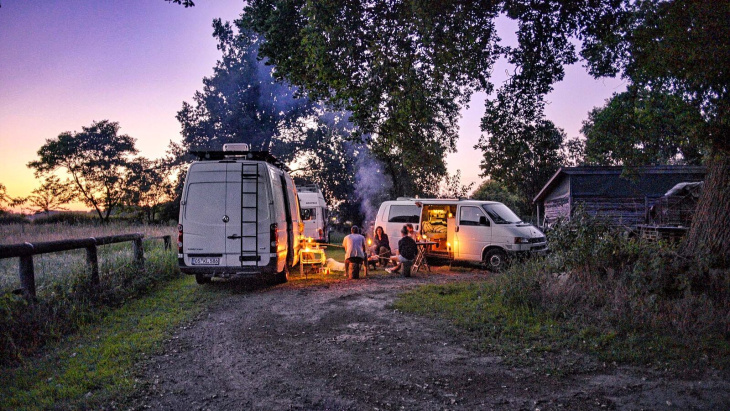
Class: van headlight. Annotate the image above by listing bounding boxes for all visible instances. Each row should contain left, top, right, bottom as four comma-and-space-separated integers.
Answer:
514, 237, 530, 244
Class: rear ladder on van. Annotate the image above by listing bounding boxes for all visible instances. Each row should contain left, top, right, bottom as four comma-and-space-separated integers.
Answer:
239, 163, 260, 264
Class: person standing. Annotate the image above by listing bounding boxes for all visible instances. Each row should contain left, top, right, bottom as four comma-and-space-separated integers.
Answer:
342, 225, 367, 279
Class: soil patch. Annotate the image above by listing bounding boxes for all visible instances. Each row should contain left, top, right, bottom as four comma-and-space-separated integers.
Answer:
123, 270, 730, 410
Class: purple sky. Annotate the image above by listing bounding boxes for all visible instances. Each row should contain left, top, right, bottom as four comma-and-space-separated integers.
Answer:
0, 1, 625, 208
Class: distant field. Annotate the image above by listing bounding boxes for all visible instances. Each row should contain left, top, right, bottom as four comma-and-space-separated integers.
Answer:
0, 223, 175, 295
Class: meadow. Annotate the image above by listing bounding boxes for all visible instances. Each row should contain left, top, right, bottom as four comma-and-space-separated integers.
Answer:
0, 222, 178, 364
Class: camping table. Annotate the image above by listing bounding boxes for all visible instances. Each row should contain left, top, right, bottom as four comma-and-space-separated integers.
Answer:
413, 241, 437, 273
299, 245, 326, 277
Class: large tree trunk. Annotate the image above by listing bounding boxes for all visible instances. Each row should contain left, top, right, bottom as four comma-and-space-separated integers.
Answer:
680, 149, 730, 267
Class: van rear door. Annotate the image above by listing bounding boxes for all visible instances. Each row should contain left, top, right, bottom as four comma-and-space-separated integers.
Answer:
182, 164, 227, 265
226, 162, 271, 267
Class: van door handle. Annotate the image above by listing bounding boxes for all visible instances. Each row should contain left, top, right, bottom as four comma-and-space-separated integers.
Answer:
227, 234, 243, 239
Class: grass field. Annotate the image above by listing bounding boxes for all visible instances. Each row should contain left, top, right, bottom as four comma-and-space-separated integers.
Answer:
0, 223, 178, 365
0, 223, 175, 293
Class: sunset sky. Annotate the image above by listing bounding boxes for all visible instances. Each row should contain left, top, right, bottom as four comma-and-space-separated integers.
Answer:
0, 1, 625, 211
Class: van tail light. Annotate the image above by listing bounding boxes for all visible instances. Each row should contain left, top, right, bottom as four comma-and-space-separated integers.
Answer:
318, 228, 324, 240
177, 224, 184, 253
270, 223, 278, 252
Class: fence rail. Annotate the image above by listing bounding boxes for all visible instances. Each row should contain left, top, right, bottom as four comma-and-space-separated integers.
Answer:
0, 234, 172, 301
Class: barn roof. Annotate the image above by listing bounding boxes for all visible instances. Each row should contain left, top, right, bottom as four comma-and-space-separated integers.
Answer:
533, 165, 706, 203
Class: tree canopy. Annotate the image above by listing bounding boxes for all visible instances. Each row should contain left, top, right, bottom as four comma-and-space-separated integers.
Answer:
28, 120, 138, 222
581, 87, 705, 166
242, 0, 730, 264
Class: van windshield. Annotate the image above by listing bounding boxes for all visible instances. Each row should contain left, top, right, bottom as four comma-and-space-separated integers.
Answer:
481, 203, 521, 224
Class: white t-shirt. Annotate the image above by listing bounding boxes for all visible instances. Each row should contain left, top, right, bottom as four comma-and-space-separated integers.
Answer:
343, 233, 366, 259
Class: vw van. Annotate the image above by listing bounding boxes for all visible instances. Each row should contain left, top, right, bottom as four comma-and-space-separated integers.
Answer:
178, 144, 302, 284
373, 198, 546, 271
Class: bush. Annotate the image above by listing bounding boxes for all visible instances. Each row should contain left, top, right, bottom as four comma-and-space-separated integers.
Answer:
0, 242, 179, 365
32, 212, 98, 225
0, 214, 29, 225
502, 209, 730, 340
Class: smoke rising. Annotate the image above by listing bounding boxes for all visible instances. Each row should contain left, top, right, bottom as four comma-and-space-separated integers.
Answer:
355, 149, 392, 230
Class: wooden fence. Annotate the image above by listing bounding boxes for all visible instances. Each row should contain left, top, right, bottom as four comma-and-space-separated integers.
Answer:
0, 234, 171, 301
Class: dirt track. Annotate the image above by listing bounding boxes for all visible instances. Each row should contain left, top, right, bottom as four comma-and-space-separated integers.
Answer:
124, 270, 730, 410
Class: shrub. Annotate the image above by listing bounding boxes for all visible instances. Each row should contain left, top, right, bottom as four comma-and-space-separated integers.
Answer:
0, 240, 178, 365
502, 209, 730, 340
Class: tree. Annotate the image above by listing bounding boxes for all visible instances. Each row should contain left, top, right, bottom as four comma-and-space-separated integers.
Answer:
243, 0, 498, 196
0, 183, 10, 214
471, 179, 525, 218
582, 87, 705, 166
582, 0, 730, 265
243, 0, 730, 265
25, 176, 75, 214
477, 111, 565, 214
28, 120, 138, 223
176, 20, 313, 159
124, 158, 176, 223
438, 170, 474, 199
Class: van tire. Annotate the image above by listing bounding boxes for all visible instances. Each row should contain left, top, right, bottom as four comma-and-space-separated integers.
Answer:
483, 249, 507, 272
195, 274, 212, 284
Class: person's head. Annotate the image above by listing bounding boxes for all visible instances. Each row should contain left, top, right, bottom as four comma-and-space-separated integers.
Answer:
401, 226, 409, 237
405, 223, 414, 233
351, 225, 359, 234
375, 226, 384, 236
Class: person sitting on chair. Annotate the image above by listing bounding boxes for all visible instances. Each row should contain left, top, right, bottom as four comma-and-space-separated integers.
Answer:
386, 226, 417, 274
372, 226, 391, 267
342, 225, 367, 279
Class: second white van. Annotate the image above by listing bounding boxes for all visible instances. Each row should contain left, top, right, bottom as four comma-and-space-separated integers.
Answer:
297, 184, 329, 243
373, 198, 546, 271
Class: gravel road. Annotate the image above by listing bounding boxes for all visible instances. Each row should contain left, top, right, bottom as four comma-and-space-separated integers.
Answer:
124, 270, 730, 410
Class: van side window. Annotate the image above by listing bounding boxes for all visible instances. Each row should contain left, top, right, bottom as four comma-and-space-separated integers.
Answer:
388, 205, 420, 223
459, 206, 487, 226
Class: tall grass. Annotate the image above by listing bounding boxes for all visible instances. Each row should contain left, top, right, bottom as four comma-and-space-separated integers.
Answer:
497, 210, 730, 365
0, 223, 178, 365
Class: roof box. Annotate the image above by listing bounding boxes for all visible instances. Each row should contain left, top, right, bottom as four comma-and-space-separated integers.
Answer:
223, 143, 250, 152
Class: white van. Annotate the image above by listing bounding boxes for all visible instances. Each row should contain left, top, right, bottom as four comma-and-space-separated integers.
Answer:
374, 198, 546, 271
177, 144, 302, 284
297, 184, 329, 243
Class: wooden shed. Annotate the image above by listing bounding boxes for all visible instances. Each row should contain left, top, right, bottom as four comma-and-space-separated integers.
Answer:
533, 166, 706, 227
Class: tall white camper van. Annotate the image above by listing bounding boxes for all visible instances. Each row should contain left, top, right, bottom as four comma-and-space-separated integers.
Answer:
178, 144, 302, 284
374, 198, 546, 271
297, 185, 329, 243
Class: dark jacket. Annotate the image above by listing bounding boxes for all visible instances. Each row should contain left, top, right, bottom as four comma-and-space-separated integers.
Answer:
373, 232, 390, 251
398, 236, 417, 260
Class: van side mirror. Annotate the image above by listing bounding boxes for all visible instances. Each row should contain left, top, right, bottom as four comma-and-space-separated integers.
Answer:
479, 216, 489, 226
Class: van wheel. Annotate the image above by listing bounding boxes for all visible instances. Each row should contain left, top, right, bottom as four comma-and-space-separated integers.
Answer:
195, 274, 212, 284
483, 249, 508, 272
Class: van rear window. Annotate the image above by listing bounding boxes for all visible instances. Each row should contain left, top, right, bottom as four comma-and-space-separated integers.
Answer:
388, 205, 420, 223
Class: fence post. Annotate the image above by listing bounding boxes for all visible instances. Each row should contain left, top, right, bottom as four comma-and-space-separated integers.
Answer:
133, 238, 145, 269
163, 235, 171, 251
19, 254, 36, 301
86, 244, 99, 286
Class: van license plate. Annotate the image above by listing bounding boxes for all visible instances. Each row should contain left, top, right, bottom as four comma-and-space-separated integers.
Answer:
191, 257, 220, 265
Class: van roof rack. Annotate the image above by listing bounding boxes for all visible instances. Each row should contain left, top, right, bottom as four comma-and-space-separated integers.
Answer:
297, 184, 321, 193
190, 150, 290, 172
